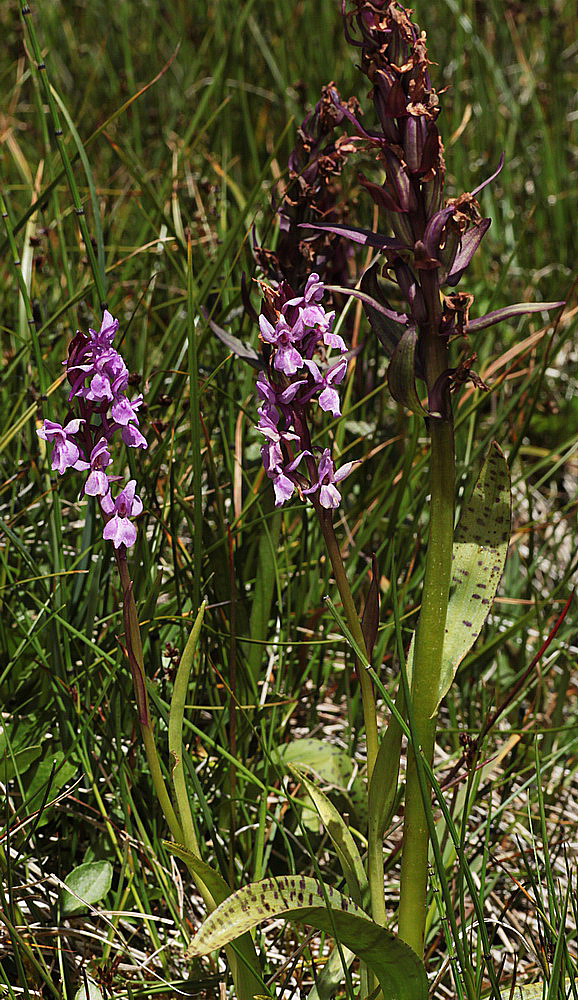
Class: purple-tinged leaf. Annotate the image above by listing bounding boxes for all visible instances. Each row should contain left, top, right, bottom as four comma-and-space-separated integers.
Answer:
300, 222, 407, 252
357, 259, 407, 357
358, 173, 403, 214
325, 283, 407, 326
387, 327, 429, 416
467, 300, 564, 333
470, 153, 505, 198
201, 307, 262, 370
445, 218, 491, 286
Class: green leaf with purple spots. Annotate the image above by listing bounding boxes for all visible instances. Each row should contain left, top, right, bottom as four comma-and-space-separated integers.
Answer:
408, 441, 510, 715
187, 875, 428, 1000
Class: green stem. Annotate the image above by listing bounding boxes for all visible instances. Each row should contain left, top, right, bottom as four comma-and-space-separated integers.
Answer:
168, 603, 206, 858
116, 555, 183, 844
317, 512, 386, 931
397, 329, 455, 955
318, 512, 378, 777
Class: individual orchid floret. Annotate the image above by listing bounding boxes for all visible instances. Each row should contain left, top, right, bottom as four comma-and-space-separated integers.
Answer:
303, 357, 348, 417
110, 382, 144, 428
304, 449, 357, 510
83, 438, 113, 497
119, 422, 148, 450
37, 418, 88, 476
88, 309, 119, 349
257, 409, 300, 473
258, 313, 305, 376
263, 451, 309, 508
101, 480, 143, 549
256, 371, 306, 425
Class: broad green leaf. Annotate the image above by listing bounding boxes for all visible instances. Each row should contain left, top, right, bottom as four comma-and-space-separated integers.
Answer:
61, 861, 113, 916
290, 766, 368, 906
497, 983, 574, 999
273, 738, 353, 787
74, 980, 103, 1000
25, 751, 77, 825
187, 875, 428, 1000
0, 745, 42, 783
164, 843, 264, 999
407, 442, 510, 715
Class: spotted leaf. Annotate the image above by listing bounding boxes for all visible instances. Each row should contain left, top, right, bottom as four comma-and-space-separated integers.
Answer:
187, 875, 428, 1000
408, 441, 510, 715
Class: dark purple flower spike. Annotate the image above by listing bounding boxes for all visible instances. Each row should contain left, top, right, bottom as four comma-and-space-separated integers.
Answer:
300, 6, 563, 417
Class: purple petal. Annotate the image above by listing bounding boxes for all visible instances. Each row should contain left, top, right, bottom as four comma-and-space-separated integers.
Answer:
272, 473, 295, 506
85, 469, 111, 496
333, 461, 357, 483
100, 492, 115, 514
103, 514, 137, 549
319, 484, 342, 509
112, 394, 142, 426
121, 423, 148, 449
318, 386, 341, 417
273, 345, 304, 376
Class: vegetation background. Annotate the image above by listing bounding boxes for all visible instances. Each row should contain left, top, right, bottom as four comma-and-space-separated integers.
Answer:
1, 0, 577, 996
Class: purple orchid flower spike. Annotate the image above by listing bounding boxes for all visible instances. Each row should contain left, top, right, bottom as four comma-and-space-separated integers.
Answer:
39, 309, 148, 549
254, 273, 355, 513
101, 480, 143, 549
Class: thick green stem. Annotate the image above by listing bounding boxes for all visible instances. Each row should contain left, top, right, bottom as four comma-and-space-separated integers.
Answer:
397, 332, 455, 956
